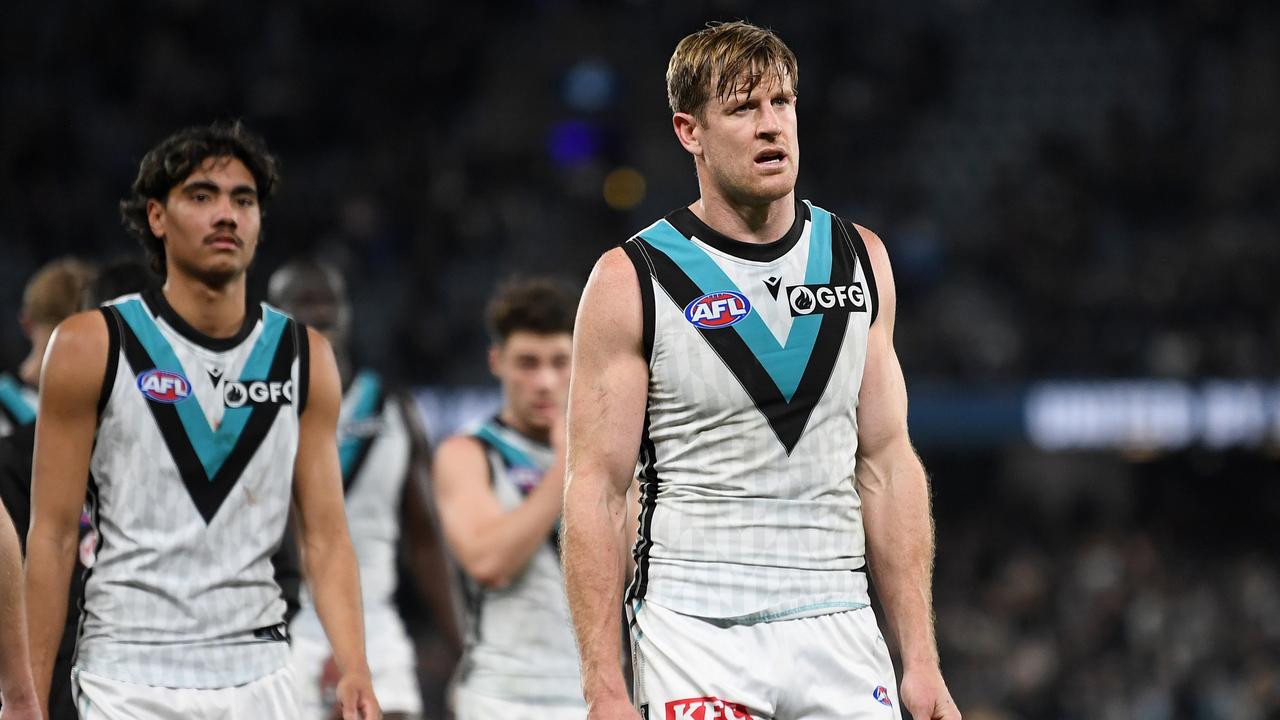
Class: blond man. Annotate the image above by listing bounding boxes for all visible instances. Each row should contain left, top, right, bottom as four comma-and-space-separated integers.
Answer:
562, 21, 961, 720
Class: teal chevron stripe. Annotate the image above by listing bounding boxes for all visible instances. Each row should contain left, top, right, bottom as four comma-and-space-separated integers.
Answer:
211, 307, 288, 467
339, 370, 383, 478
638, 202, 833, 401
474, 423, 538, 469
0, 374, 36, 425
116, 299, 286, 480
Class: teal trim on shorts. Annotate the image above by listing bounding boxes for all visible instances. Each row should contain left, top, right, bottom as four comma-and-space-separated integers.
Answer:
720, 600, 868, 625
629, 599, 646, 641
74, 667, 93, 719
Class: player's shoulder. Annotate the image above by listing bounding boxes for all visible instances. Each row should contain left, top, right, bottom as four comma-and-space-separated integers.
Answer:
434, 432, 488, 472
814, 201, 891, 274
590, 246, 639, 288
50, 309, 110, 355
41, 310, 111, 402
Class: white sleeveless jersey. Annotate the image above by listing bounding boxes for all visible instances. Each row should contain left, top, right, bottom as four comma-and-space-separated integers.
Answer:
0, 372, 37, 437
79, 291, 305, 688
622, 199, 880, 622
454, 418, 582, 704
290, 370, 416, 659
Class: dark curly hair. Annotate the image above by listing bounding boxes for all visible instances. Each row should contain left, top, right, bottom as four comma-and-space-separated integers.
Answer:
486, 277, 578, 344
119, 121, 280, 275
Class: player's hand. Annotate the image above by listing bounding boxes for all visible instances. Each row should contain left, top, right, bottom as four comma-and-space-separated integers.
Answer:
585, 694, 641, 720
335, 671, 381, 720
899, 665, 960, 720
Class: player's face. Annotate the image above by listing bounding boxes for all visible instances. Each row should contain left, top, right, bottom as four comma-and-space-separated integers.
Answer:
692, 71, 799, 205
148, 156, 260, 286
490, 331, 573, 433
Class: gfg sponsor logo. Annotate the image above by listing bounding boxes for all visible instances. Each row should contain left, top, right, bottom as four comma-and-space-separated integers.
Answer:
223, 380, 293, 408
786, 282, 866, 317
685, 291, 751, 329
665, 697, 752, 720
872, 685, 893, 707
136, 369, 192, 404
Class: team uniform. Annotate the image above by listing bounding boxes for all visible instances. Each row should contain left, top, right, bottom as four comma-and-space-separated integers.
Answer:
620, 199, 902, 719
0, 372, 37, 437
290, 370, 423, 717
72, 290, 305, 719
450, 417, 584, 720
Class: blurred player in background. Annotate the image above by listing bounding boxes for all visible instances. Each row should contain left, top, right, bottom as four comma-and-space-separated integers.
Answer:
563, 21, 961, 720
82, 257, 159, 310
269, 258, 461, 720
24, 121, 380, 719
0, 257, 96, 720
433, 278, 583, 720
0, 258, 94, 438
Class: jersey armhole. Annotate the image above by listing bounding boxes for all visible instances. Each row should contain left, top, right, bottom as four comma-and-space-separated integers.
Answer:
295, 321, 310, 415
835, 218, 880, 326
621, 239, 656, 363
98, 306, 122, 418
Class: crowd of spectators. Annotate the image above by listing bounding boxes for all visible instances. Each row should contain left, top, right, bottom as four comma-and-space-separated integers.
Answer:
2, 0, 1275, 384
928, 449, 1280, 719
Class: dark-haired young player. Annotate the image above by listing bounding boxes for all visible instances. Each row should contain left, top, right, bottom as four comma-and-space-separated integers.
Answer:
24, 122, 380, 720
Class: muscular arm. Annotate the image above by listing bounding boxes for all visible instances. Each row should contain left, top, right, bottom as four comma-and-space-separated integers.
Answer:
293, 329, 376, 716
24, 311, 105, 713
561, 249, 648, 712
1, 499, 38, 711
432, 422, 565, 590
396, 393, 462, 656
854, 227, 959, 719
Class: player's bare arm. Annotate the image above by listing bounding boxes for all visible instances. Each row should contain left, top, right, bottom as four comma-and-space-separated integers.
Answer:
561, 248, 648, 719
293, 327, 381, 720
1, 499, 40, 720
854, 226, 961, 720
433, 411, 566, 589
397, 392, 462, 655
23, 310, 106, 715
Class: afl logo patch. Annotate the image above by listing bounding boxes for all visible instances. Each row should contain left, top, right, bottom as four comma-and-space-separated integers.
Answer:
684, 291, 751, 329
872, 686, 892, 707
136, 369, 192, 404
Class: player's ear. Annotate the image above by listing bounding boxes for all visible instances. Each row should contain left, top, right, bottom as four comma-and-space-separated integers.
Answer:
672, 112, 703, 157
488, 345, 502, 378
146, 198, 166, 241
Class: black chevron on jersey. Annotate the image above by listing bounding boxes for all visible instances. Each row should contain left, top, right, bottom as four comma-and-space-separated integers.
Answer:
107, 305, 298, 524
635, 235, 856, 454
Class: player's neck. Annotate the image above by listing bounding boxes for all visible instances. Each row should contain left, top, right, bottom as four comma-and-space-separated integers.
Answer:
160, 273, 248, 340
690, 190, 795, 245
498, 407, 550, 445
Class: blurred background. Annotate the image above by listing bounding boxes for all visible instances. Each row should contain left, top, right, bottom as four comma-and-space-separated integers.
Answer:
2, 0, 1277, 718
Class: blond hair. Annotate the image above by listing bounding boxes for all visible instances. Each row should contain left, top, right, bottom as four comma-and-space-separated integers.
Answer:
666, 20, 799, 118
22, 257, 95, 326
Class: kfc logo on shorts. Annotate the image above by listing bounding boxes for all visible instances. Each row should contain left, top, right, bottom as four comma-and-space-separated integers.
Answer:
665, 697, 752, 720
872, 685, 893, 707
